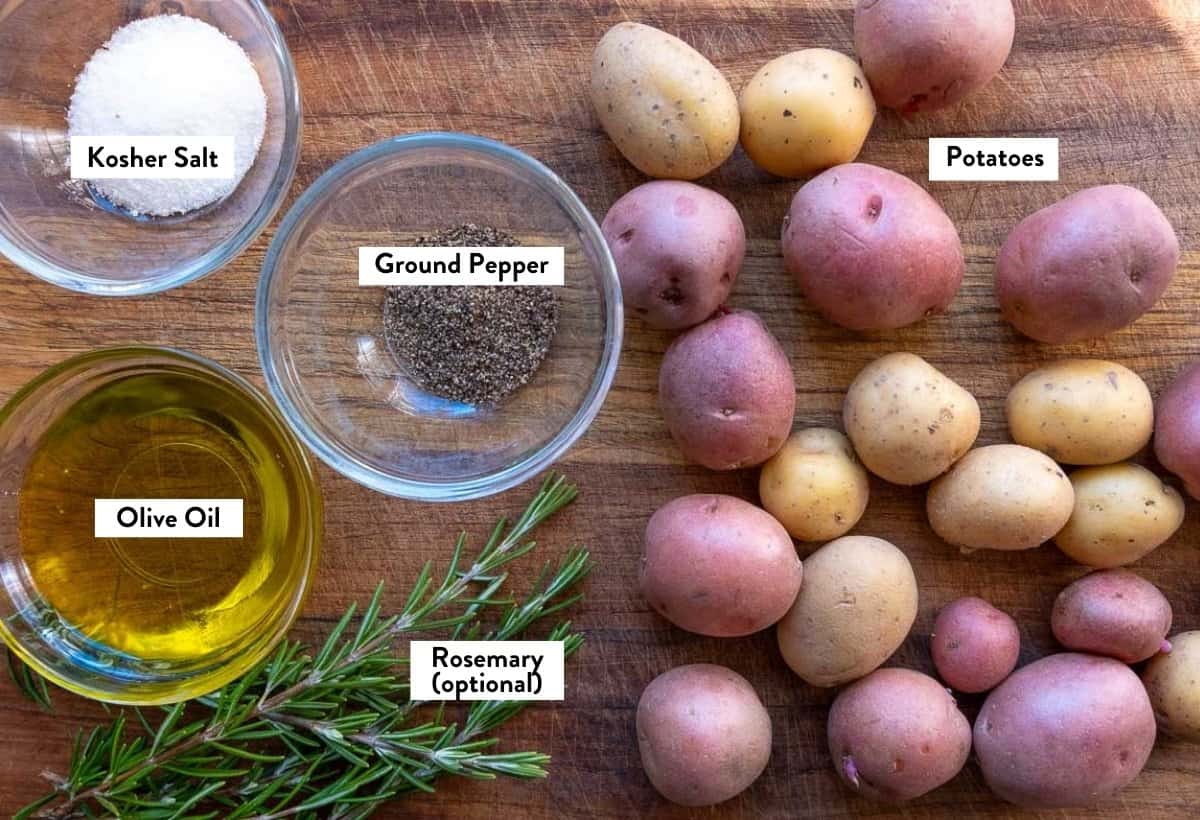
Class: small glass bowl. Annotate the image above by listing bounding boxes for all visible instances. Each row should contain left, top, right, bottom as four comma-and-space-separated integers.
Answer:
0, 0, 301, 295
0, 347, 322, 705
257, 133, 623, 501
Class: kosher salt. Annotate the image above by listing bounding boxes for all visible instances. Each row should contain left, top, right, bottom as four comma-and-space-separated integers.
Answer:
67, 15, 267, 217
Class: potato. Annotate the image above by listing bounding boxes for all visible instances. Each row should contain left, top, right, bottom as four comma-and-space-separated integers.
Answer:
776, 535, 917, 687
636, 664, 771, 806
1051, 569, 1172, 664
1143, 631, 1200, 741
1154, 360, 1200, 499
601, 181, 744, 330
640, 494, 802, 637
1006, 359, 1154, 465
931, 597, 1020, 693
975, 653, 1156, 808
996, 185, 1179, 343
758, 428, 869, 542
590, 22, 739, 179
659, 310, 796, 470
828, 668, 971, 802
928, 445, 1074, 551
739, 49, 875, 178
843, 353, 979, 485
783, 164, 964, 331
854, 0, 1015, 113
1054, 463, 1184, 567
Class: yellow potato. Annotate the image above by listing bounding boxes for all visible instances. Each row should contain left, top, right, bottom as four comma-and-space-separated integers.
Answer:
1054, 463, 1184, 567
843, 353, 980, 486
739, 49, 876, 178
1006, 359, 1153, 465
1143, 631, 1200, 741
590, 22, 739, 179
927, 445, 1074, 551
759, 428, 869, 542
776, 535, 917, 687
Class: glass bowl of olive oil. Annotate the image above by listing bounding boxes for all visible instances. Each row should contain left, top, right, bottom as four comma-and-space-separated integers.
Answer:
0, 347, 321, 704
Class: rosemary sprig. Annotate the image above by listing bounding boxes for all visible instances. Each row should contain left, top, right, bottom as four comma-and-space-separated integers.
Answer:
19, 473, 588, 820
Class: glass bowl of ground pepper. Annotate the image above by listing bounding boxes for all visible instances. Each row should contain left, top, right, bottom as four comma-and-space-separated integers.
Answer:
256, 133, 623, 501
0, 1, 300, 295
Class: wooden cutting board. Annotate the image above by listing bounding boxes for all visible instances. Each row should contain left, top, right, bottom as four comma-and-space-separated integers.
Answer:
2, 0, 1200, 817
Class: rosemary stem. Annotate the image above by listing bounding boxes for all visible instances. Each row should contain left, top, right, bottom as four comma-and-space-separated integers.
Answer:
42, 730, 211, 819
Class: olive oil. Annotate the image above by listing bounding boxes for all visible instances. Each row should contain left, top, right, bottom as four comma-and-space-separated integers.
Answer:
16, 363, 317, 690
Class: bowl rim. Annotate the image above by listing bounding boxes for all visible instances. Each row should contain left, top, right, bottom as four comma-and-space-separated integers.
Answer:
0, 0, 303, 297
0, 344, 323, 705
256, 131, 624, 502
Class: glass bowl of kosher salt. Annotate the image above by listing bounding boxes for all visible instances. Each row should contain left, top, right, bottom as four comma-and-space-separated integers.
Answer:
257, 133, 623, 501
0, 1, 300, 295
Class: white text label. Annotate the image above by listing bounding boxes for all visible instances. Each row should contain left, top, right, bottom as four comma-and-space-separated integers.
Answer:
929, 138, 1059, 181
358, 247, 565, 286
70, 136, 236, 180
410, 640, 565, 701
94, 499, 244, 538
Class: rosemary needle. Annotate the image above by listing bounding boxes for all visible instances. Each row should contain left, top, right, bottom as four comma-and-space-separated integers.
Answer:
6, 648, 52, 712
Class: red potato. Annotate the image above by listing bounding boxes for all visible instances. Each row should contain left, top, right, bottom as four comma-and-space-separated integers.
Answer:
602, 181, 745, 330
782, 163, 963, 331
828, 668, 971, 803
658, 310, 796, 470
931, 597, 1020, 693
637, 664, 771, 806
1155, 360, 1200, 499
996, 185, 1179, 343
854, 0, 1015, 114
1051, 570, 1172, 664
640, 495, 802, 637
975, 653, 1156, 808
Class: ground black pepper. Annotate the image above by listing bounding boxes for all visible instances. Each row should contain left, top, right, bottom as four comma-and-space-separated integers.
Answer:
383, 224, 560, 406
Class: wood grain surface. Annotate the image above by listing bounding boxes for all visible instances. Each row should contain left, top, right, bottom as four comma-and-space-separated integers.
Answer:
2, 0, 1200, 817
